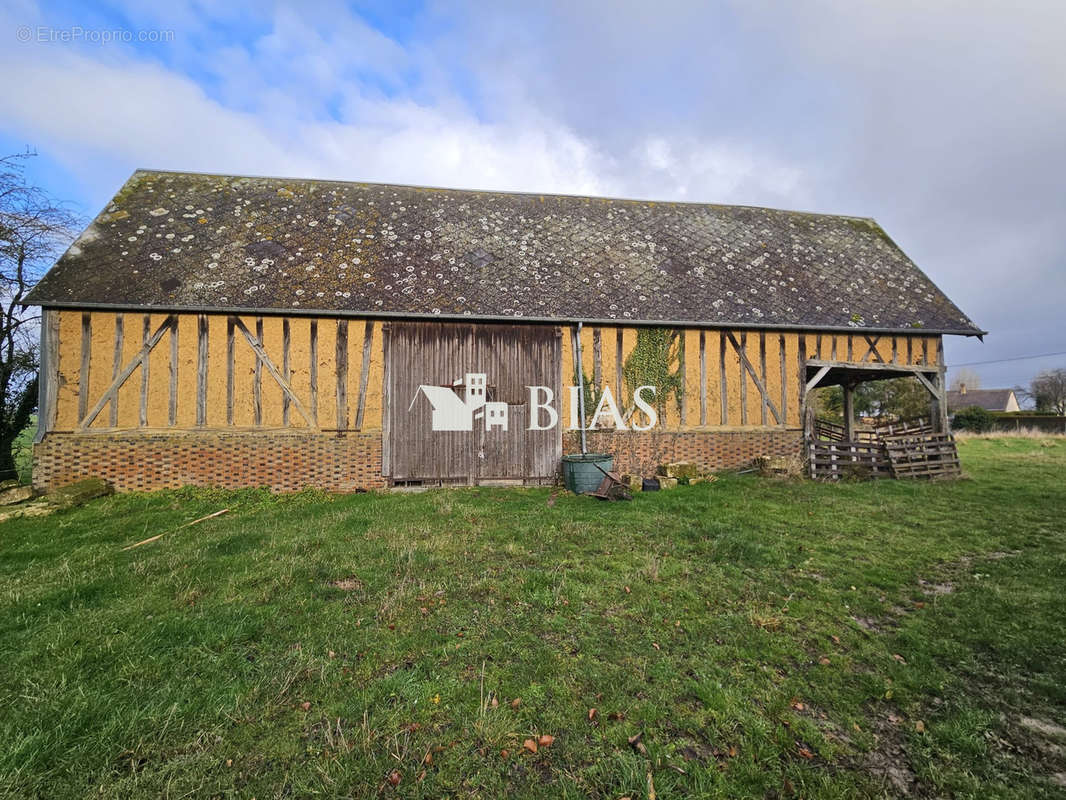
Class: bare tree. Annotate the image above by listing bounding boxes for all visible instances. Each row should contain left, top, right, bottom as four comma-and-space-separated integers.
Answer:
949, 367, 981, 392
0, 152, 79, 479
1030, 368, 1066, 414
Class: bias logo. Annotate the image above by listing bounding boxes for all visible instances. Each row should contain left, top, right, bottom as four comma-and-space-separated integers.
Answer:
410, 372, 658, 432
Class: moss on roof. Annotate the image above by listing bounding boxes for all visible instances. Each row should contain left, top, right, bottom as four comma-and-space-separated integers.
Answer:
26, 169, 982, 335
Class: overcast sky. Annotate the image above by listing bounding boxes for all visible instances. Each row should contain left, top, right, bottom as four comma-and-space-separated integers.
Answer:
2, 0, 1063, 390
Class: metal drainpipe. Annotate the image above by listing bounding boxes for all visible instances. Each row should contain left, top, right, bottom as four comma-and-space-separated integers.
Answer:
575, 322, 587, 454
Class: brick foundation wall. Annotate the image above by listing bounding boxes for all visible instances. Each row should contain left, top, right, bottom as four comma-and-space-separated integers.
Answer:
564, 428, 803, 476
33, 431, 385, 493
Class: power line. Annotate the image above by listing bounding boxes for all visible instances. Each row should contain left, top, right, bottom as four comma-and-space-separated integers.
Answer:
948, 350, 1066, 368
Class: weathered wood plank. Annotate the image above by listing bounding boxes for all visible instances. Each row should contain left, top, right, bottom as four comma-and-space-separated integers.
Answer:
140, 315, 150, 427
738, 332, 748, 425
336, 319, 348, 430
34, 309, 60, 442
253, 317, 264, 426
355, 320, 375, 430
80, 316, 174, 430
779, 334, 788, 427
309, 320, 318, 423
78, 312, 91, 422
806, 364, 831, 393
381, 324, 392, 474
226, 317, 235, 426
913, 369, 939, 397
719, 332, 728, 426
197, 314, 208, 427
699, 330, 707, 426
282, 319, 291, 426
847, 335, 853, 362
759, 331, 768, 426
168, 317, 178, 426
862, 335, 883, 363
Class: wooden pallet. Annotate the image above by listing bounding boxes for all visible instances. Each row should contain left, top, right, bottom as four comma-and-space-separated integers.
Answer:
878, 418, 933, 438
883, 433, 961, 479
808, 440, 893, 480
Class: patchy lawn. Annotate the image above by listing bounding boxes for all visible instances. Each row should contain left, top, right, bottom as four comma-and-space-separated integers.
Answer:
1, 438, 1065, 798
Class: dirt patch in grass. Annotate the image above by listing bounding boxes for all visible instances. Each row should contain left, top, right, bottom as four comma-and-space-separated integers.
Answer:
918, 579, 954, 596
1018, 716, 1066, 740
329, 576, 364, 591
862, 714, 918, 796
851, 615, 894, 634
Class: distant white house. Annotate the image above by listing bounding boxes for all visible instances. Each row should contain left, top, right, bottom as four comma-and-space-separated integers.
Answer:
409, 373, 509, 431
946, 385, 1020, 413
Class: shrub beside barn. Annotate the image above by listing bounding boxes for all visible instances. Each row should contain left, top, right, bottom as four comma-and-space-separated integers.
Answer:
25, 171, 983, 491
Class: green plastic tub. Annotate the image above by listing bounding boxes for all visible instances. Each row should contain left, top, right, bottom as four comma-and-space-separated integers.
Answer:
562, 453, 613, 494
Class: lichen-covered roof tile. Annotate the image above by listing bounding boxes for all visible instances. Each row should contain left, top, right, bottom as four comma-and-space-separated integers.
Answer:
26, 169, 982, 334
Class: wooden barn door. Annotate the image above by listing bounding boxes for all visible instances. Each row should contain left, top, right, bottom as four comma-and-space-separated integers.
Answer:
383, 322, 561, 484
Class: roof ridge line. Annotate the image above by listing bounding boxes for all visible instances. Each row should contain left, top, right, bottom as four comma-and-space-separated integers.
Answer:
130, 167, 879, 223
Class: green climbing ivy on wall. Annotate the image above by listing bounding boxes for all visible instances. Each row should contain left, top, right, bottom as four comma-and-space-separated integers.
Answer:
622, 327, 682, 421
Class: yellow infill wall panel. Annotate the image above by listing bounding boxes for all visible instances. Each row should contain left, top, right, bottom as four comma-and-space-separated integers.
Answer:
345, 319, 364, 430
200, 315, 223, 428
287, 317, 312, 428
722, 331, 743, 426
363, 322, 385, 430
144, 313, 171, 427
743, 332, 763, 425
230, 316, 256, 427
560, 325, 574, 427
619, 327, 637, 395
804, 333, 817, 365
54, 311, 81, 430
114, 314, 144, 427
85, 313, 114, 430
174, 314, 199, 428
784, 332, 800, 427
602, 327, 618, 396
872, 335, 894, 364
259, 316, 285, 428
50, 315, 919, 435
579, 324, 596, 393
683, 329, 701, 427
317, 320, 338, 430
762, 331, 784, 426
704, 330, 722, 426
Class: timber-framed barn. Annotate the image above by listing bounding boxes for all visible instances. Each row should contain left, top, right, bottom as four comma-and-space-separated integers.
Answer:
26, 170, 983, 492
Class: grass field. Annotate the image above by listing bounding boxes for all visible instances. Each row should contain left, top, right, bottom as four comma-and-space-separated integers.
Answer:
2, 438, 1065, 798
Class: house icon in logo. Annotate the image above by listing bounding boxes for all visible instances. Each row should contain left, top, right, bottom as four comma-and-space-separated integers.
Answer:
409, 373, 509, 431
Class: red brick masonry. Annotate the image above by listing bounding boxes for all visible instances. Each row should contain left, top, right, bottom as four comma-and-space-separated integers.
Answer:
565, 429, 803, 476
34, 428, 801, 493
33, 431, 385, 493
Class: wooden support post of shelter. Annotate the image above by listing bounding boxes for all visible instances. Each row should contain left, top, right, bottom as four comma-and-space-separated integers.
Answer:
842, 379, 855, 441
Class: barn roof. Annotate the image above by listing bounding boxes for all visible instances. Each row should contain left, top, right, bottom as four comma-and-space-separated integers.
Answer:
27, 169, 983, 335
